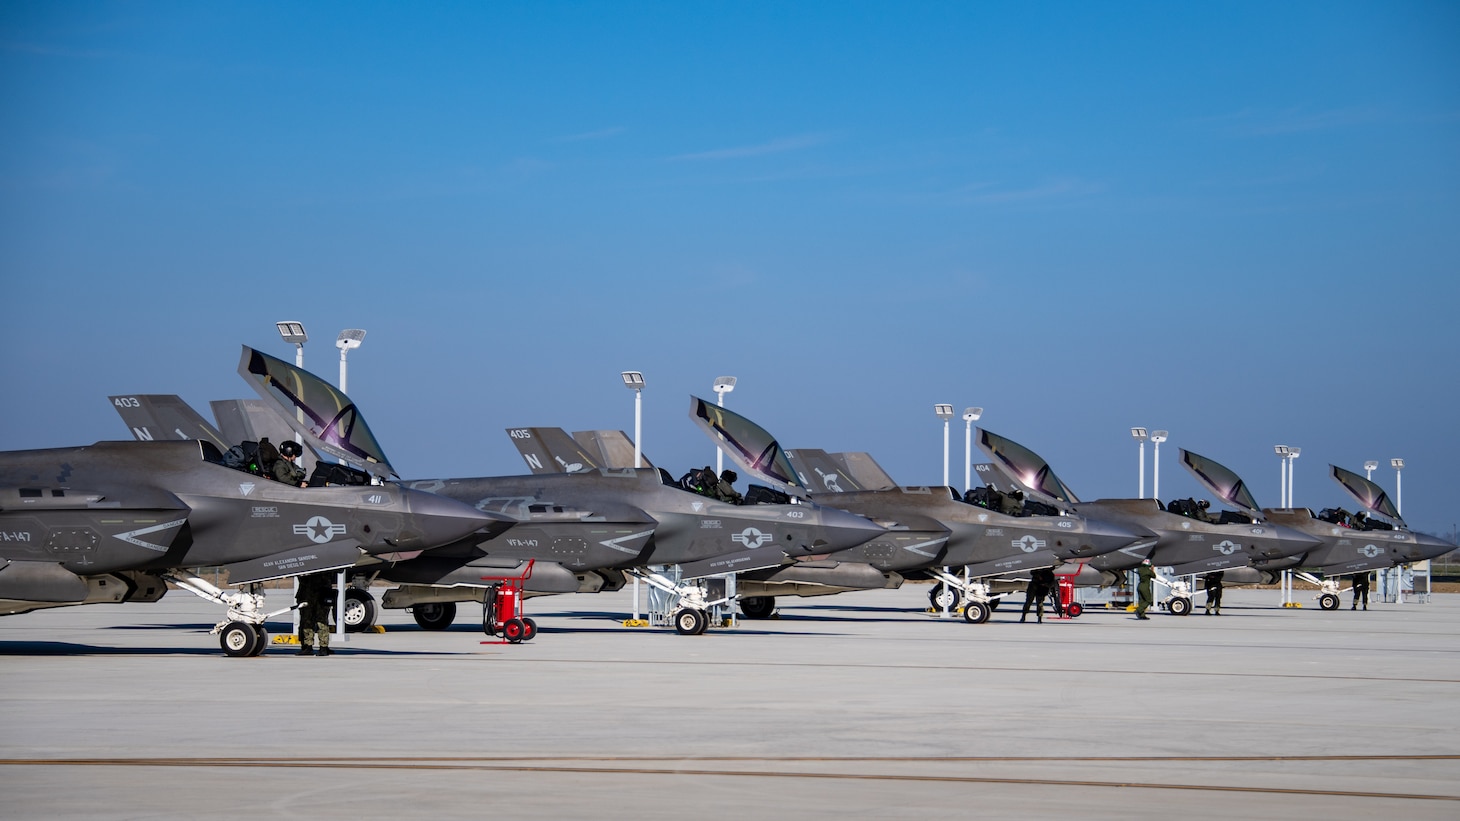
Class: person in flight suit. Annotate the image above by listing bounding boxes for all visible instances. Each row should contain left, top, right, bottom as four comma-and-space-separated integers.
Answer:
273, 440, 308, 487
1135, 559, 1156, 620
1021, 566, 1055, 623
295, 572, 333, 656
710, 469, 744, 504
1203, 570, 1224, 615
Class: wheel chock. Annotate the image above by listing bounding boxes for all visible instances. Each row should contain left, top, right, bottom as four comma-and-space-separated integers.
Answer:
1282, 601, 1304, 608
272, 634, 301, 645
621, 618, 649, 627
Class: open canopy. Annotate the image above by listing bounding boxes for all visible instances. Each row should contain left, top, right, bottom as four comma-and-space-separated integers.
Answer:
1180, 449, 1262, 514
237, 346, 394, 480
975, 428, 1080, 505
688, 395, 804, 495
1331, 464, 1405, 525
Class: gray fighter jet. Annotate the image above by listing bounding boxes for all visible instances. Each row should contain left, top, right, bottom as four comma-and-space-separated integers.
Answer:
1, 405, 505, 656
1216, 463, 1455, 608
976, 429, 1323, 614
227, 353, 886, 636
686, 400, 1152, 623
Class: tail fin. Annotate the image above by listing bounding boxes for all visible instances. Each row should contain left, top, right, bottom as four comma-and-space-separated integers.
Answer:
109, 395, 230, 451
829, 452, 898, 491
785, 448, 861, 492
505, 427, 600, 474
572, 430, 653, 469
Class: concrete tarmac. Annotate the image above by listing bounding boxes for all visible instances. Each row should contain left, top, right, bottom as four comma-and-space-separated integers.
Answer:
2, 585, 1457, 820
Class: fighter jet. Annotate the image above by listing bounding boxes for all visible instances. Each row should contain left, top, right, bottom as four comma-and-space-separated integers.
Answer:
227, 352, 886, 636
1, 417, 506, 657
685, 400, 1151, 624
1217, 463, 1455, 608
976, 429, 1323, 614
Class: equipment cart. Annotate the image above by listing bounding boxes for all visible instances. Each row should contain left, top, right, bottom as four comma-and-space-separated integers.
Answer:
480, 560, 537, 644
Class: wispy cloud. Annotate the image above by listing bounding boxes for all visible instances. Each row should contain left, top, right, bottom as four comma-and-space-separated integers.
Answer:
552, 127, 627, 143
950, 177, 1103, 205
1193, 106, 1381, 137
669, 133, 831, 161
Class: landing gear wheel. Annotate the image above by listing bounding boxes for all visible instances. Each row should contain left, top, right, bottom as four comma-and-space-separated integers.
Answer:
1066, 602, 1084, 618
249, 624, 269, 656
520, 617, 538, 641
413, 601, 457, 630
740, 596, 776, 619
502, 617, 526, 643
1169, 597, 1192, 616
1319, 593, 1340, 611
929, 584, 960, 610
342, 588, 376, 633
220, 621, 260, 658
674, 608, 708, 635
961, 601, 991, 624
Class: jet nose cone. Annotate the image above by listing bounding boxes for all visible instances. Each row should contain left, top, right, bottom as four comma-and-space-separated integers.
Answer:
1270, 524, 1323, 556
400, 488, 513, 550
813, 505, 888, 553
1410, 532, 1456, 562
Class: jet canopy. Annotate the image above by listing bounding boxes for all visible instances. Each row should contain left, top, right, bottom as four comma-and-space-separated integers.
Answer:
975, 428, 1080, 505
688, 395, 805, 496
1330, 464, 1405, 526
237, 346, 394, 480
1179, 449, 1262, 516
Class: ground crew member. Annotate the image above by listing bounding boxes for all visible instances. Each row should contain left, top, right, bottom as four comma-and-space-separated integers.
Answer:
295, 572, 333, 656
1021, 567, 1054, 623
1135, 559, 1156, 620
274, 440, 308, 487
1352, 572, 1370, 611
1203, 570, 1224, 615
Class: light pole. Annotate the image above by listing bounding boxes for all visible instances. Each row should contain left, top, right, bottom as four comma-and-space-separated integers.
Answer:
277, 321, 308, 368
1150, 430, 1168, 500
962, 407, 983, 492
335, 329, 365, 392
1131, 428, 1149, 498
1274, 446, 1289, 507
1392, 458, 1405, 516
1364, 460, 1378, 481
935, 405, 954, 487
713, 376, 736, 474
621, 372, 645, 468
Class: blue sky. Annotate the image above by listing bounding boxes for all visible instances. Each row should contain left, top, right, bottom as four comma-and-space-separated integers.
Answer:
3, 2, 1457, 537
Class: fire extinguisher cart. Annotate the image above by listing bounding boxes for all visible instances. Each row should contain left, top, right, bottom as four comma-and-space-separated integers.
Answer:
480, 560, 537, 644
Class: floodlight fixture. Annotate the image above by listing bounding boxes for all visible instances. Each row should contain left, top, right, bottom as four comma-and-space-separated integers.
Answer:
336, 328, 366, 351
1150, 430, 1168, 444
1363, 460, 1379, 479
1131, 427, 1148, 442
621, 371, 645, 390
1391, 458, 1404, 470
713, 376, 736, 395
276, 321, 308, 346
1274, 445, 1289, 456
1392, 458, 1404, 516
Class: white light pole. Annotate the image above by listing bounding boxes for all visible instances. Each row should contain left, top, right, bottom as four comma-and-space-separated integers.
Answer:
1364, 460, 1378, 481
935, 405, 954, 487
1274, 446, 1289, 507
1150, 430, 1168, 500
962, 407, 983, 492
1392, 458, 1405, 516
335, 329, 365, 392
1131, 428, 1149, 498
621, 372, 645, 468
713, 376, 736, 474
276, 321, 309, 642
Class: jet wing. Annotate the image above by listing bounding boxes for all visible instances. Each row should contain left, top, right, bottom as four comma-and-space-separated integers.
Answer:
108, 395, 231, 452
975, 428, 1081, 505
687, 395, 805, 496
572, 430, 653, 470
1331, 464, 1405, 525
505, 427, 600, 474
236, 346, 394, 480
1180, 449, 1263, 516
785, 449, 865, 493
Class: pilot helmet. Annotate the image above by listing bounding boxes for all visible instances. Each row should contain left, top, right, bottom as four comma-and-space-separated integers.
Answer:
279, 440, 302, 458
721, 469, 737, 483
1198, 499, 1210, 509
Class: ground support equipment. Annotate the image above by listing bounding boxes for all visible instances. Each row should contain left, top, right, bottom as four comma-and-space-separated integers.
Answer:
480, 560, 537, 644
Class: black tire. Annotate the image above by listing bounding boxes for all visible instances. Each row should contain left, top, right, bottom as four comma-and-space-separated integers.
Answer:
673, 608, 707, 635
342, 588, 376, 633
1066, 602, 1084, 618
1170, 596, 1192, 616
413, 601, 457, 631
1319, 593, 1340, 611
740, 596, 775, 619
961, 601, 991, 624
249, 624, 269, 656
520, 617, 538, 641
482, 596, 498, 636
503, 618, 526, 643
929, 584, 959, 610
220, 621, 258, 658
